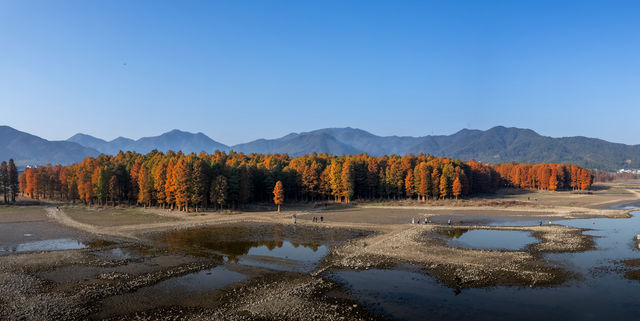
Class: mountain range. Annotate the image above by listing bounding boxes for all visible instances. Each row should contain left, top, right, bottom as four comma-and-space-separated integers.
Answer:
0, 126, 99, 168
1, 125, 639, 171
67, 129, 229, 155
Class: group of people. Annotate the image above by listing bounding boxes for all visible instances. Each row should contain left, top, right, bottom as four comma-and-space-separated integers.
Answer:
291, 213, 323, 224
410, 217, 457, 225
411, 217, 430, 224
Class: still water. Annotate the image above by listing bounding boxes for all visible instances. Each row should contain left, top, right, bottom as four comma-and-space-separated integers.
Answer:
332, 211, 640, 321
155, 224, 344, 272
440, 228, 537, 250
0, 238, 89, 253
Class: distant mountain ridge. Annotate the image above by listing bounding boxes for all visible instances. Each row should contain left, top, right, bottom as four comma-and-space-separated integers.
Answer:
231, 126, 640, 170
0, 126, 99, 168
68, 129, 229, 155
1, 125, 639, 170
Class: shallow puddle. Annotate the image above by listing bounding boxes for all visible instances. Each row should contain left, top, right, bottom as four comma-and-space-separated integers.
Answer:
0, 238, 89, 253
95, 266, 247, 318
440, 229, 537, 250
92, 247, 134, 260
152, 224, 362, 272
91, 246, 157, 260
232, 241, 327, 272
149, 266, 246, 293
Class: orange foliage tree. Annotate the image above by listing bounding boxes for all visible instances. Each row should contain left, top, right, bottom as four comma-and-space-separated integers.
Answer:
17, 151, 594, 211
273, 180, 284, 212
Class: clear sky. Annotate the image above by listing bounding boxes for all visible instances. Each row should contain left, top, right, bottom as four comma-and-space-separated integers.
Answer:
1, 0, 639, 145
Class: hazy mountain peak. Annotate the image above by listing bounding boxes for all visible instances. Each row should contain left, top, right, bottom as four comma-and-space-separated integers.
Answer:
163, 129, 189, 135
110, 136, 135, 144
68, 133, 107, 143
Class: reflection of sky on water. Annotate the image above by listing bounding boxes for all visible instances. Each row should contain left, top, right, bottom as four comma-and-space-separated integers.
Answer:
333, 211, 640, 321
0, 238, 88, 253
148, 266, 246, 293
234, 241, 327, 272
440, 229, 537, 250
158, 224, 330, 272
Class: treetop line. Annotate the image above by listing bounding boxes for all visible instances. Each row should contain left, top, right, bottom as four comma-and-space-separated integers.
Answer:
14, 151, 593, 211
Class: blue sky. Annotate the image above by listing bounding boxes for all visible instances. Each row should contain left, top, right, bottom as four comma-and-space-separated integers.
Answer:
1, 0, 639, 145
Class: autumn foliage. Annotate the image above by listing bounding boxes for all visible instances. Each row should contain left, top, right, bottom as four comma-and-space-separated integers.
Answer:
18, 151, 594, 211
493, 163, 593, 191
273, 180, 284, 212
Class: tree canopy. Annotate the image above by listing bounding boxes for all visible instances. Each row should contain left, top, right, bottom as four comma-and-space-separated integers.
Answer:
17, 151, 593, 211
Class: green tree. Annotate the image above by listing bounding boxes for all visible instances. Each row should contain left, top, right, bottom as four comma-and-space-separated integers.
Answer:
95, 167, 109, 205
109, 175, 119, 206
0, 161, 7, 204
190, 159, 209, 211
210, 175, 228, 210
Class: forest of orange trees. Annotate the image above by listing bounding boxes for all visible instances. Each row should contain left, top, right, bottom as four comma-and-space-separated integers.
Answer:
18, 151, 593, 211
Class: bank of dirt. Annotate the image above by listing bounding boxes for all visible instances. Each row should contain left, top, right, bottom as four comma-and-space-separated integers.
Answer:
1, 189, 627, 320
323, 224, 593, 288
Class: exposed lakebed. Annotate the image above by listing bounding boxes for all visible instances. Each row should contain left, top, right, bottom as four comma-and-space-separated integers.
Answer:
439, 228, 538, 250
332, 211, 640, 321
5, 204, 640, 320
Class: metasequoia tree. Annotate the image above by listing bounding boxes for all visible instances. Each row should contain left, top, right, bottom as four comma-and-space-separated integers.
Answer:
0, 161, 7, 203
16, 152, 594, 211
273, 180, 285, 212
210, 175, 228, 210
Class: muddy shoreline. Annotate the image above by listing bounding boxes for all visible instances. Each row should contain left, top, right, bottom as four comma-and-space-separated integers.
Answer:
1, 186, 638, 320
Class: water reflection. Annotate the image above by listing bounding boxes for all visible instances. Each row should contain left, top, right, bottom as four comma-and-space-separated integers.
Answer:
0, 238, 88, 253
440, 229, 537, 250
438, 228, 469, 239
147, 266, 246, 293
155, 224, 336, 272
336, 211, 640, 321
0, 238, 118, 254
